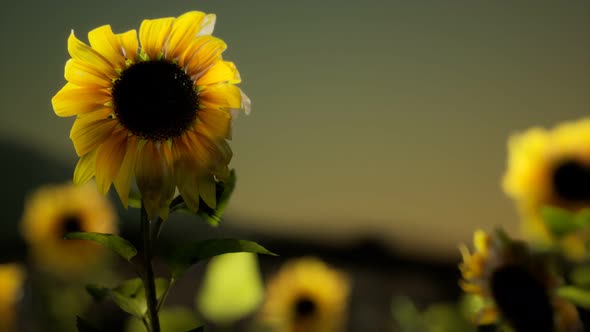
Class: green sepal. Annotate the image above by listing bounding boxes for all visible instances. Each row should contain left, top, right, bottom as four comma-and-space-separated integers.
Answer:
170, 170, 237, 226
167, 238, 276, 279
86, 284, 109, 302
76, 316, 101, 332
65, 232, 138, 261
86, 278, 169, 318
541, 206, 582, 237
557, 286, 590, 309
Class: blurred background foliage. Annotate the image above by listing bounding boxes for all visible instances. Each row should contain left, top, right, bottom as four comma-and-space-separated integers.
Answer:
0, 1, 589, 331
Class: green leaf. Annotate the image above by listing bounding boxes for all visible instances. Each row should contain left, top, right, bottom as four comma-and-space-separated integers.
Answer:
168, 239, 276, 278
65, 232, 138, 261
76, 316, 100, 332
557, 286, 590, 309
541, 206, 582, 237
186, 327, 205, 332
170, 170, 237, 226
87, 278, 170, 318
110, 278, 146, 317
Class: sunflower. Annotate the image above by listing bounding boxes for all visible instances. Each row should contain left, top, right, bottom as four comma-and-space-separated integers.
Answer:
503, 119, 590, 257
21, 183, 117, 278
51, 11, 250, 220
459, 230, 581, 332
260, 257, 350, 332
0, 264, 25, 332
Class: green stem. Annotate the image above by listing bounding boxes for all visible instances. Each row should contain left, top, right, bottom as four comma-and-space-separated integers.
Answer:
141, 203, 161, 332
156, 277, 176, 311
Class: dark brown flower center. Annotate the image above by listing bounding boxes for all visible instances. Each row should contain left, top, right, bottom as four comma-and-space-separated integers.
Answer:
490, 264, 554, 332
112, 60, 198, 140
552, 159, 590, 202
61, 214, 83, 236
294, 296, 316, 318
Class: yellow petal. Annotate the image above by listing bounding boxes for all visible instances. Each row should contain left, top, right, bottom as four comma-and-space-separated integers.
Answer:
95, 129, 127, 194
64, 59, 112, 88
196, 108, 231, 139
181, 36, 226, 77
114, 135, 139, 208
477, 306, 498, 325
139, 17, 174, 60
70, 112, 117, 156
73, 150, 97, 184
199, 84, 241, 110
68, 31, 117, 78
69, 107, 112, 138
52, 83, 111, 117
197, 61, 240, 86
474, 230, 490, 253
135, 141, 175, 220
88, 25, 126, 68
165, 11, 206, 60
116, 29, 138, 61
187, 129, 232, 169
171, 136, 201, 212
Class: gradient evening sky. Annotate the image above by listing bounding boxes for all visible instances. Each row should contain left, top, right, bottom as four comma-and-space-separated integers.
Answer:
1, 1, 589, 257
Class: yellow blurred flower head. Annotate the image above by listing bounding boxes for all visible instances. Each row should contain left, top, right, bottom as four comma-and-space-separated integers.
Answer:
21, 183, 117, 278
261, 257, 350, 332
0, 264, 25, 332
503, 119, 590, 253
51, 11, 250, 220
459, 230, 581, 331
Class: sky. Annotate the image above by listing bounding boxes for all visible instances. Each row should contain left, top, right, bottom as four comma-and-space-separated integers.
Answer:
1, 0, 589, 258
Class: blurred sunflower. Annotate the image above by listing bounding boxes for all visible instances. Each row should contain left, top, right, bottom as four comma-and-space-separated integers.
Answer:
52, 11, 250, 220
459, 230, 581, 332
0, 264, 25, 332
503, 119, 590, 255
21, 183, 117, 278
260, 257, 350, 332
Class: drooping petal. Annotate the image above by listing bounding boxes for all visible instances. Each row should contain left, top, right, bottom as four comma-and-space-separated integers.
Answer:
171, 136, 201, 212
52, 83, 111, 117
114, 135, 139, 208
70, 111, 117, 156
95, 129, 128, 194
64, 59, 112, 88
198, 175, 216, 209
139, 17, 174, 60
181, 36, 226, 77
135, 141, 175, 220
68, 31, 117, 78
116, 29, 139, 61
88, 25, 126, 68
73, 149, 97, 184
188, 129, 232, 170
165, 11, 206, 60
199, 84, 242, 110
197, 14, 216, 36
196, 108, 232, 139
197, 61, 241, 86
